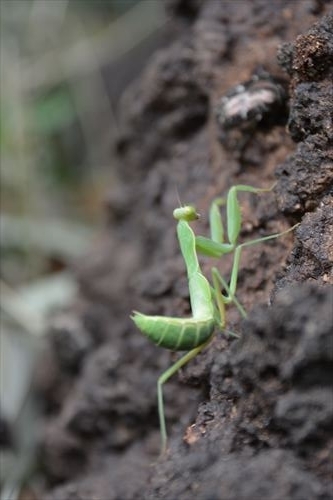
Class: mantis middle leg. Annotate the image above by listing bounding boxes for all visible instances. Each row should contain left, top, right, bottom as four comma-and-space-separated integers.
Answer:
223, 225, 299, 304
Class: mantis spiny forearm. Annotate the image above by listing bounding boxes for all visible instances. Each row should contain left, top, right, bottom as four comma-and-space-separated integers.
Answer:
132, 184, 298, 454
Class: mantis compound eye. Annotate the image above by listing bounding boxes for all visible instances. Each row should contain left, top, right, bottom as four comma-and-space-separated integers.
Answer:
173, 205, 199, 221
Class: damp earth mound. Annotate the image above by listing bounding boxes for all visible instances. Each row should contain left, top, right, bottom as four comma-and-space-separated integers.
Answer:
35, 3, 332, 499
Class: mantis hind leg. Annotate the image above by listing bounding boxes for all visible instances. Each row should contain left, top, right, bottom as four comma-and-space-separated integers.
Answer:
211, 267, 247, 321
158, 340, 211, 454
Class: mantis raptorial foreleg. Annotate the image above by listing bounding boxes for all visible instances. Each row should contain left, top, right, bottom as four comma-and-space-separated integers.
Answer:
132, 184, 298, 454
196, 184, 298, 310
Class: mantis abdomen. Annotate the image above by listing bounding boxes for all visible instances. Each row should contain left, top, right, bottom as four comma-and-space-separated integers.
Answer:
132, 312, 215, 351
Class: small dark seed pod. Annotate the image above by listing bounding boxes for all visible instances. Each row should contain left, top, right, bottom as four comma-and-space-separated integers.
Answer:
216, 72, 287, 130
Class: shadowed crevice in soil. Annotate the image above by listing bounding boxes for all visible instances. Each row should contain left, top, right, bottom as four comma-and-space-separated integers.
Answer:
35, 3, 333, 499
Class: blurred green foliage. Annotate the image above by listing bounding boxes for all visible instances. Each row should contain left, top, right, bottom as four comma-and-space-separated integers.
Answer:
32, 87, 76, 135
0, 3, 167, 498
0, 0, 166, 283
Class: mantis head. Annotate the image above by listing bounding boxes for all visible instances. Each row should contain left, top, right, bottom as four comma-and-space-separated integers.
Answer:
173, 205, 199, 222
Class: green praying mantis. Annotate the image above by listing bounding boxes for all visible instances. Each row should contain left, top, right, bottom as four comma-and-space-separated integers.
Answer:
132, 184, 297, 453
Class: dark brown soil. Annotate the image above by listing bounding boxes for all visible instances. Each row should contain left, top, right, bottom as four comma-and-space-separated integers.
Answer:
34, 2, 332, 499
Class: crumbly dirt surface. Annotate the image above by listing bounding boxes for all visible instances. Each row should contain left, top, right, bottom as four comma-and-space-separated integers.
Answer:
34, 2, 332, 499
